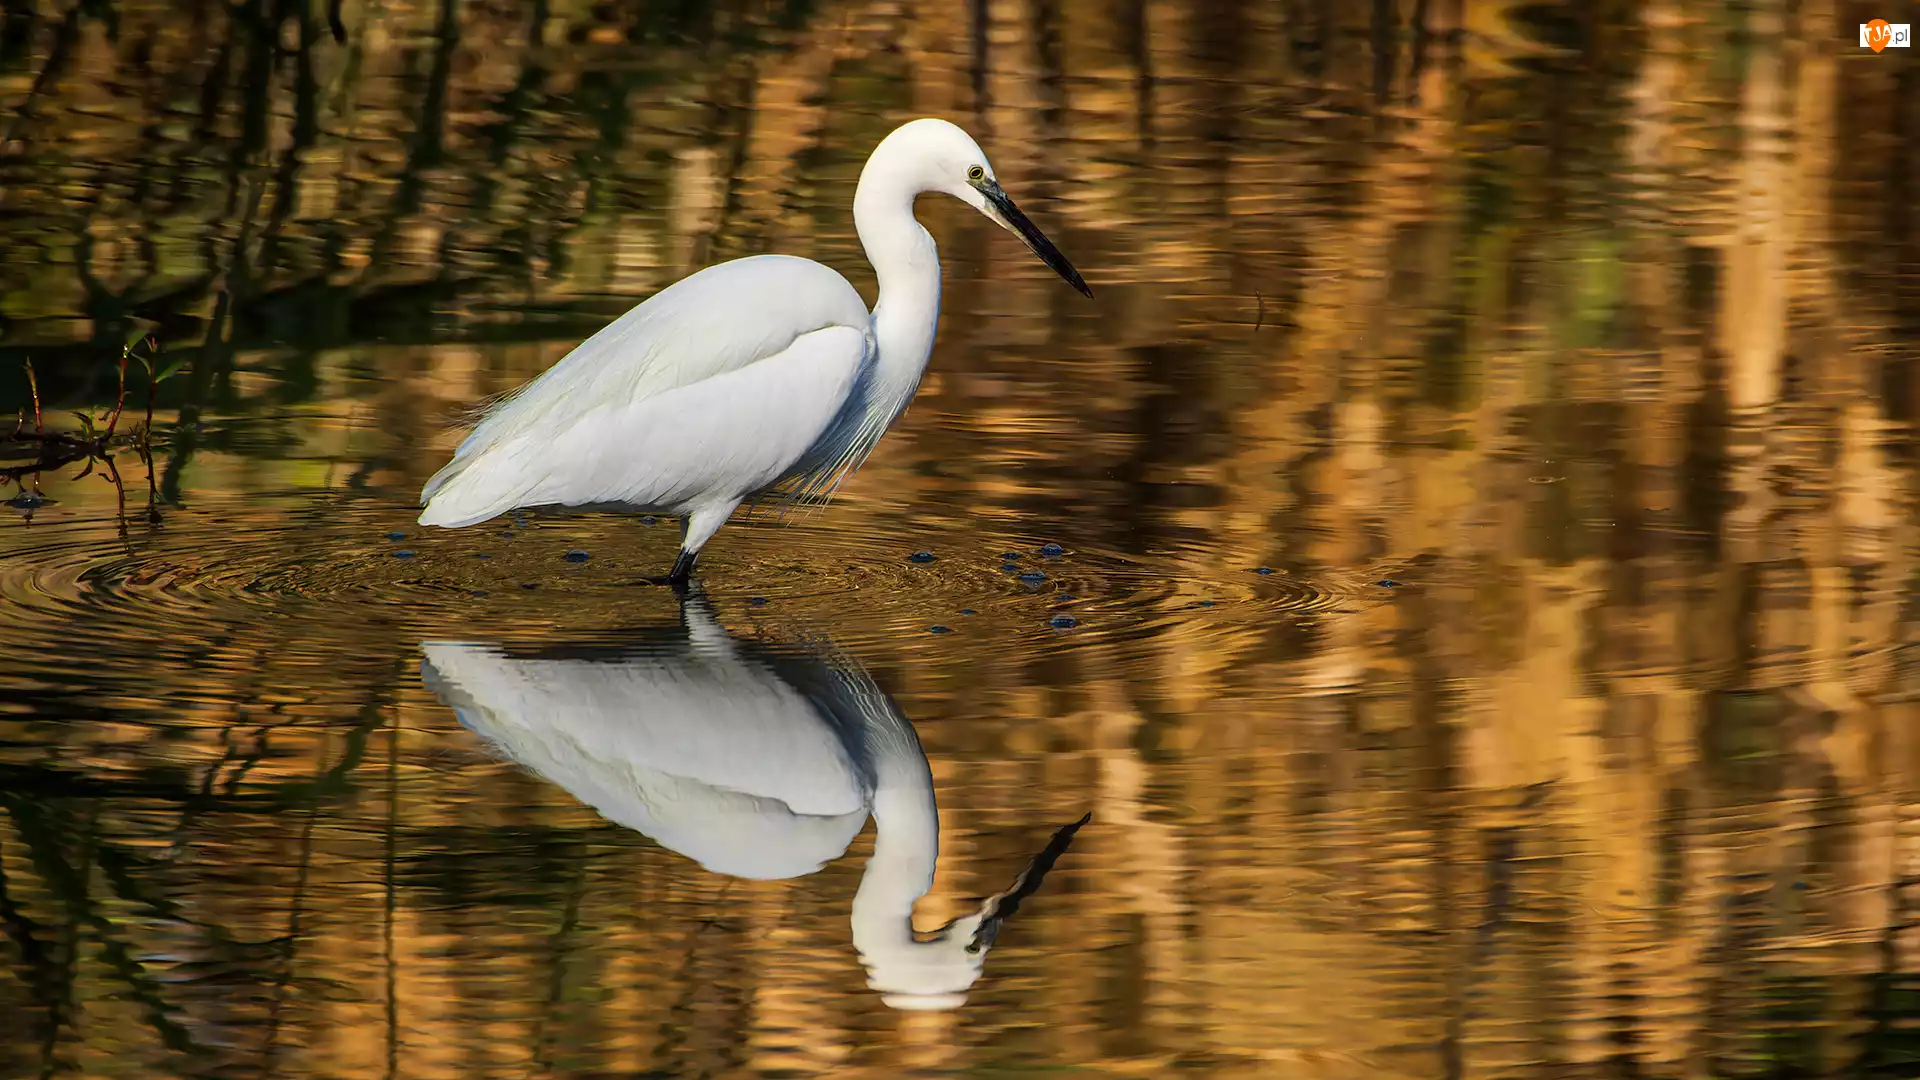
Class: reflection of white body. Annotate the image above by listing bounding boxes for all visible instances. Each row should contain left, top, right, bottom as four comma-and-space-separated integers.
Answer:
420, 602, 1011, 1010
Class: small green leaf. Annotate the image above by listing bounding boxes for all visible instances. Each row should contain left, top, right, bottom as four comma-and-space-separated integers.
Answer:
123, 319, 158, 348
155, 359, 187, 382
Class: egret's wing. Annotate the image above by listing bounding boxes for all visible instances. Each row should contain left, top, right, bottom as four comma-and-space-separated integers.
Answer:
421, 254, 872, 518
420, 323, 874, 526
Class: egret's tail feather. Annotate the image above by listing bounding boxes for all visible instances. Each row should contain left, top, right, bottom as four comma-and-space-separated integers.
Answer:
418, 445, 541, 528
419, 454, 469, 508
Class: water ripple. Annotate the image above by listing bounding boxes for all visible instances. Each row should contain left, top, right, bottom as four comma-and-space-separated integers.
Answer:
1, 493, 1401, 669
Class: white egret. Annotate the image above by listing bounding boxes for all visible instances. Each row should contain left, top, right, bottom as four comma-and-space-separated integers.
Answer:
419, 598, 1086, 1010
418, 118, 1092, 584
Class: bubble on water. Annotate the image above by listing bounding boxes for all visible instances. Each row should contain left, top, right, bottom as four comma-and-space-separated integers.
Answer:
641, 516, 658, 526
1049, 615, 1078, 629
959, 608, 977, 616
1376, 578, 1401, 588
1254, 567, 1274, 575
1002, 551, 1021, 561
564, 550, 591, 563
474, 553, 491, 560
1198, 599, 1215, 607
470, 589, 489, 597
1018, 572, 1047, 586
928, 625, 952, 634
393, 550, 416, 559
1056, 594, 1076, 603
907, 551, 936, 564
7, 492, 47, 509
1040, 543, 1064, 558
386, 531, 406, 541
1000, 562, 1019, 573
521, 582, 539, 590
749, 596, 769, 606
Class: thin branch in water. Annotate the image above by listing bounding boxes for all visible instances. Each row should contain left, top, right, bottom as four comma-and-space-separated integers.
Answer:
103, 350, 128, 439
104, 454, 127, 536
25, 358, 42, 434
143, 346, 157, 441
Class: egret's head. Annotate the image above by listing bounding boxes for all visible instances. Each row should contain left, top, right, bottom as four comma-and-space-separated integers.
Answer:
872, 117, 1093, 298
856, 812, 1089, 1012
859, 896, 999, 1012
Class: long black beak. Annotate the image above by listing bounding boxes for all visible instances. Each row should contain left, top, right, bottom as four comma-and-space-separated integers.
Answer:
965, 812, 1090, 954
976, 180, 1093, 298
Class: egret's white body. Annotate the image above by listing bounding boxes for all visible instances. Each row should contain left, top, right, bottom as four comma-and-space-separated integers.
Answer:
418, 118, 1091, 583
419, 600, 1083, 1009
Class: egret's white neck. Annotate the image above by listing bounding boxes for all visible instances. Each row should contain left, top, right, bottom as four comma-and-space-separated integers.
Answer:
853, 156, 942, 426
849, 713, 955, 998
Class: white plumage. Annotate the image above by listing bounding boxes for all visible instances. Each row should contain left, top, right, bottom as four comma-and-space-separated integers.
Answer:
419, 598, 1084, 1010
418, 118, 1091, 584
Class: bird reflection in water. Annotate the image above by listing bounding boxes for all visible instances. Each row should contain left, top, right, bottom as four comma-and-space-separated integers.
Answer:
419, 596, 1087, 1011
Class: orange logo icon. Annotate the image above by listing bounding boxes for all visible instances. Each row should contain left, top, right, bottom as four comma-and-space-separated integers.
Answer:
1866, 18, 1893, 51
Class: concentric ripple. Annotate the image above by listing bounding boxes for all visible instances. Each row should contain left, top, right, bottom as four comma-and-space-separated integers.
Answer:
1, 488, 1405, 689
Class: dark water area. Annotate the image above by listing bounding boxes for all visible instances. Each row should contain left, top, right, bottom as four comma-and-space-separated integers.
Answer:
2, 1, 1919, 1077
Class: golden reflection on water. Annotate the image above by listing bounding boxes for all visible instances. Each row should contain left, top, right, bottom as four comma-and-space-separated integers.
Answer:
2, 0, 1918, 1077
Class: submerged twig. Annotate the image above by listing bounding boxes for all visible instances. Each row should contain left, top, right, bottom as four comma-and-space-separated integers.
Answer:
143, 343, 157, 439
24, 359, 42, 435
4, 345, 172, 525
103, 349, 128, 439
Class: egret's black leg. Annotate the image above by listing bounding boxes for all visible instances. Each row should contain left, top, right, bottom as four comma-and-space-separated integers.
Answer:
666, 549, 697, 585
645, 548, 698, 592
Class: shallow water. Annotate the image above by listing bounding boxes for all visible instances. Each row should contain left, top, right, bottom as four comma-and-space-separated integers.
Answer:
3, 1, 1919, 1078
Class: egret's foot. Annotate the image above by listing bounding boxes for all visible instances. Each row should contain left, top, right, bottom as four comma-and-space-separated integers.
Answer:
641, 573, 695, 597
640, 550, 699, 593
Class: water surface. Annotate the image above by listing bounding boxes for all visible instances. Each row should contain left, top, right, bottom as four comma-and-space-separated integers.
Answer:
2, 1, 1918, 1078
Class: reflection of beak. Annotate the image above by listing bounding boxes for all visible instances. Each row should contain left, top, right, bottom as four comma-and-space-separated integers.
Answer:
973, 179, 1094, 298
965, 812, 1090, 954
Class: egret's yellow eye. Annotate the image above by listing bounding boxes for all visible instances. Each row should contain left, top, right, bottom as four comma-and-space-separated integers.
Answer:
967, 165, 985, 182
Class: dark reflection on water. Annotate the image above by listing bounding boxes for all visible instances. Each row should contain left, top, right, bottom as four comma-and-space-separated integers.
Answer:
3, 0, 1920, 1077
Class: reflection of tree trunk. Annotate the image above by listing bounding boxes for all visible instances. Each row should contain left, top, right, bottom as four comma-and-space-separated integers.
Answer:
1407, 0, 1432, 104
969, 0, 989, 117
369, 0, 461, 273
254, 0, 323, 280
476, 0, 552, 294
164, 173, 266, 504
229, 0, 277, 205
383, 715, 399, 1080
0, 818, 65, 1079
259, 807, 318, 1076
0, 2, 80, 151
1028, 0, 1065, 131
1121, 0, 1151, 144
1891, 35, 1919, 390
0, 0, 41, 62
1858, 793, 1915, 1074
723, 19, 844, 258
1721, 0, 1786, 410
1370, 0, 1397, 122
1, 798, 206, 1061
683, 39, 757, 272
